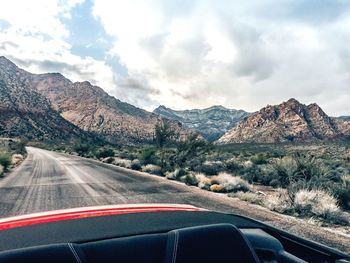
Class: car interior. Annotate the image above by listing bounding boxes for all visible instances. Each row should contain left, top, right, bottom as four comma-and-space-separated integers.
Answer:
0, 211, 348, 263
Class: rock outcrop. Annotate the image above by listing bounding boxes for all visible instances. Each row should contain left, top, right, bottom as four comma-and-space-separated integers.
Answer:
217, 98, 350, 143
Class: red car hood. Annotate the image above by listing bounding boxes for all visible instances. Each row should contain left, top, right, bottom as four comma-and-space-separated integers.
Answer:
0, 204, 205, 231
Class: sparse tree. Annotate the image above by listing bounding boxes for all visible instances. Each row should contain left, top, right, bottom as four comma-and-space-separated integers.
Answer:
175, 133, 207, 168
154, 120, 177, 168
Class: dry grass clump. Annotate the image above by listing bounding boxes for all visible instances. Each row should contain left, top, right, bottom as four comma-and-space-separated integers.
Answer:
294, 189, 340, 218
179, 172, 251, 193
180, 172, 251, 193
180, 172, 206, 186
165, 168, 187, 180
113, 157, 132, 168
210, 184, 225, 192
264, 189, 291, 213
11, 154, 24, 165
141, 164, 162, 175
197, 173, 212, 190
211, 173, 252, 193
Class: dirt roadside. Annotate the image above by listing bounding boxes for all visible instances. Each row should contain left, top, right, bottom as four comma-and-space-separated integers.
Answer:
101, 163, 350, 254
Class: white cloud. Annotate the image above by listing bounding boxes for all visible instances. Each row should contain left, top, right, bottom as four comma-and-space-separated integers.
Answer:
0, 0, 116, 92
93, 0, 350, 116
1, 0, 349, 116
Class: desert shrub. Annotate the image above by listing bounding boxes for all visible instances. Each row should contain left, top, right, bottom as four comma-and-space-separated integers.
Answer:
241, 164, 261, 183
180, 172, 204, 186
210, 184, 225, 192
258, 164, 279, 186
73, 143, 91, 156
0, 165, 4, 176
10, 140, 27, 155
269, 179, 281, 188
264, 189, 292, 213
293, 190, 347, 224
183, 172, 212, 189
139, 147, 158, 165
196, 173, 212, 190
130, 159, 142, 171
251, 153, 268, 165
95, 148, 115, 159
142, 164, 162, 175
119, 149, 138, 160
211, 173, 251, 193
113, 158, 132, 168
293, 156, 326, 182
102, 157, 114, 164
271, 156, 298, 187
11, 154, 24, 165
165, 168, 187, 180
198, 161, 225, 175
333, 177, 350, 210
187, 158, 202, 170
165, 171, 176, 180
224, 158, 241, 172
0, 153, 11, 171
243, 160, 253, 168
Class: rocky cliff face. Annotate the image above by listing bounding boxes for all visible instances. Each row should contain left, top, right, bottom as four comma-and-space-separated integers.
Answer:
217, 98, 350, 144
31, 74, 187, 144
0, 57, 93, 142
154, 105, 250, 141
0, 56, 185, 144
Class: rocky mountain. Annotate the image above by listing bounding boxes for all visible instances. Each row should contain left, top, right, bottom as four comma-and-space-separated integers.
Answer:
0, 56, 186, 144
338, 116, 350, 121
0, 57, 93, 142
154, 105, 251, 141
217, 98, 350, 144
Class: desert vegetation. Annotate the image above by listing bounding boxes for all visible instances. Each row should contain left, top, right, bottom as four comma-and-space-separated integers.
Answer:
0, 139, 27, 176
43, 124, 350, 226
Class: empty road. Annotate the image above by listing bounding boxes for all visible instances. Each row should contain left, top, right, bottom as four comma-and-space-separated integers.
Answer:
0, 147, 349, 252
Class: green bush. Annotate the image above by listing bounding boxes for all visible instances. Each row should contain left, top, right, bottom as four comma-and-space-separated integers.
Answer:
73, 143, 91, 156
131, 160, 142, 171
10, 140, 27, 155
0, 153, 11, 171
180, 174, 199, 186
251, 153, 268, 165
104, 157, 114, 164
95, 148, 115, 159
197, 161, 225, 175
333, 180, 350, 210
139, 147, 158, 165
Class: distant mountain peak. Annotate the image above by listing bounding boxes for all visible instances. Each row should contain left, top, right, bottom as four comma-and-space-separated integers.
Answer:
154, 105, 251, 142
217, 99, 349, 144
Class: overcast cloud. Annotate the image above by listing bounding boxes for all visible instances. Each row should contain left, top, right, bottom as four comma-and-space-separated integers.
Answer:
0, 0, 349, 116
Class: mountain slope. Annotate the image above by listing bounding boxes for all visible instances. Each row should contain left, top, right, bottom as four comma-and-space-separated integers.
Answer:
0, 57, 93, 142
154, 105, 250, 141
338, 116, 350, 121
0, 56, 186, 144
217, 98, 350, 143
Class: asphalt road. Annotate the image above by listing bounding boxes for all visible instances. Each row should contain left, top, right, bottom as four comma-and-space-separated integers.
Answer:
0, 147, 349, 252
0, 146, 254, 217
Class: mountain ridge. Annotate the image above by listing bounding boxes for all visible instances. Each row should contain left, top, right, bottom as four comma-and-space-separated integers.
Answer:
0, 56, 186, 144
217, 98, 350, 144
154, 104, 251, 141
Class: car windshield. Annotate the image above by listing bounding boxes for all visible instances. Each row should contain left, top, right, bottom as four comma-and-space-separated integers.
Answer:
0, 0, 349, 254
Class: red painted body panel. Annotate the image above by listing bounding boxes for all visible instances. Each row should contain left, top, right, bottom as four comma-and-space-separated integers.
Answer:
0, 204, 205, 231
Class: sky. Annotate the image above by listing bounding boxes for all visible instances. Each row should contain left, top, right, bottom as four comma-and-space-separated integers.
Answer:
0, 0, 349, 116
